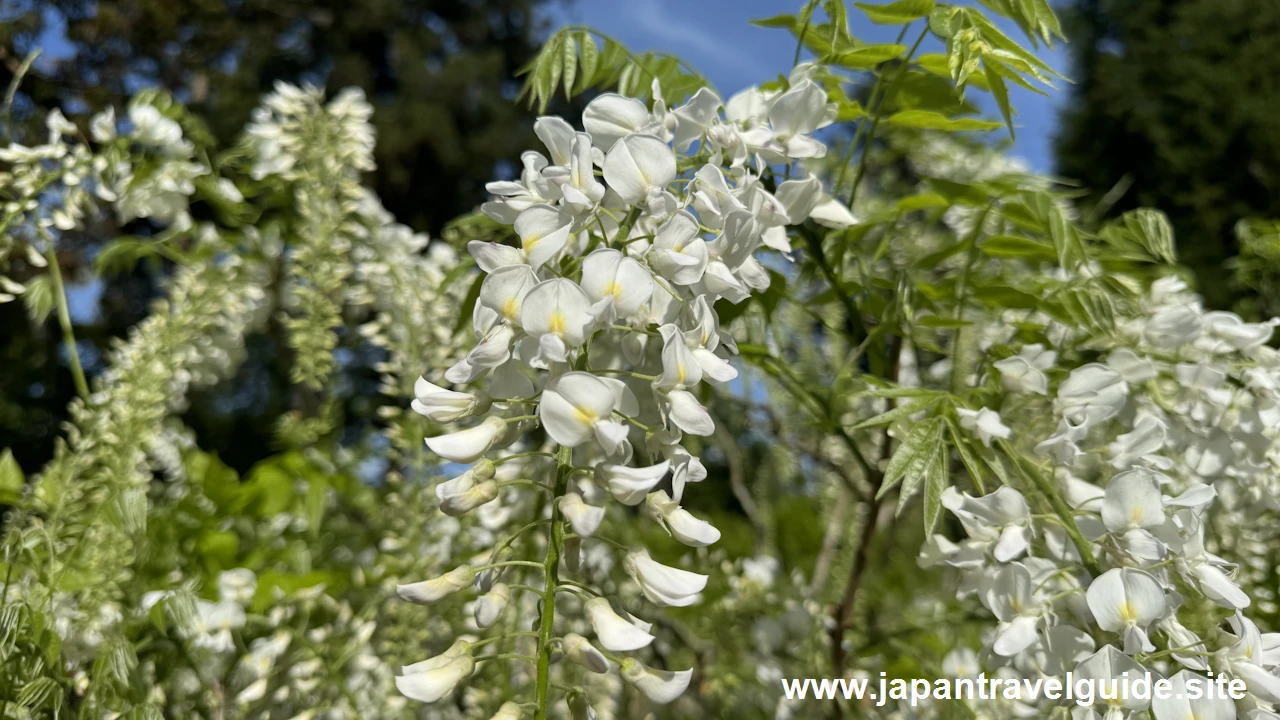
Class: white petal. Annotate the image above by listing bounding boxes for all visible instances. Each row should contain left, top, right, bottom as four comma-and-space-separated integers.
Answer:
586, 597, 654, 652
424, 417, 508, 463
625, 549, 707, 606
479, 265, 539, 324
583, 94, 650, 150
540, 372, 618, 448
647, 489, 720, 547
603, 134, 676, 206
600, 461, 670, 505
665, 389, 714, 436
468, 241, 526, 273
992, 615, 1040, 657
396, 656, 475, 703
1085, 568, 1165, 633
474, 583, 511, 629
521, 279, 592, 346
1101, 468, 1165, 533
1152, 670, 1235, 720
397, 566, 476, 605
534, 116, 575, 166
514, 204, 572, 269
563, 633, 609, 674
621, 659, 691, 704
1191, 563, 1250, 610
559, 492, 606, 537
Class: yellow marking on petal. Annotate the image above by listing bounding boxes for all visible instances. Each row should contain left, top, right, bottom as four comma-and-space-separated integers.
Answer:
574, 405, 597, 425
523, 234, 543, 252
676, 362, 687, 385
604, 280, 624, 301
549, 311, 566, 336
501, 297, 519, 321
1129, 506, 1144, 527
1119, 601, 1137, 624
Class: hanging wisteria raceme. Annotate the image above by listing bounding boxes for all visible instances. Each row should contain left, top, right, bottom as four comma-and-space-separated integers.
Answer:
397, 66, 855, 717
913, 270, 1280, 718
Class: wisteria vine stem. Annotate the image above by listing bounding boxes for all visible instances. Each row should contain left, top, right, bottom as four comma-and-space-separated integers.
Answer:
534, 443, 573, 719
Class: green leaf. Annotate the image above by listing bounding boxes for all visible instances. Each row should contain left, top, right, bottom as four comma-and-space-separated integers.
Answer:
855, 0, 935, 25
946, 417, 989, 493
0, 448, 23, 505
197, 530, 239, 572
250, 571, 340, 613
305, 476, 328, 536
984, 59, 1015, 138
122, 705, 165, 720
971, 284, 1042, 310
886, 110, 1003, 132
828, 44, 907, 69
246, 461, 295, 516
836, 100, 867, 122
561, 34, 578, 100
979, 234, 1057, 261
851, 386, 944, 400
1123, 209, 1177, 264
576, 31, 600, 93
749, 13, 798, 30
917, 314, 972, 328
896, 193, 950, 211
95, 238, 164, 277
851, 397, 933, 430
921, 438, 949, 533
543, 34, 564, 111
453, 271, 484, 338
17, 677, 60, 709
21, 274, 53, 325
877, 416, 944, 501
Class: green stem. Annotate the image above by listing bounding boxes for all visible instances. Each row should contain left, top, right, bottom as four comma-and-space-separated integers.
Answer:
534, 444, 573, 720
999, 439, 1102, 577
614, 207, 642, 244
43, 241, 90, 401
498, 479, 555, 493
792, 0, 819, 67
949, 202, 997, 394
493, 451, 554, 465
839, 25, 930, 207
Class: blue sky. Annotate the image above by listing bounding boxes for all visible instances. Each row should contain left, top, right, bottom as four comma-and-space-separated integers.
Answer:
549, 0, 1071, 172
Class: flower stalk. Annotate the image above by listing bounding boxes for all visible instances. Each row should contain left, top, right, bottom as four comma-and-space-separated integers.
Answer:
534, 443, 574, 719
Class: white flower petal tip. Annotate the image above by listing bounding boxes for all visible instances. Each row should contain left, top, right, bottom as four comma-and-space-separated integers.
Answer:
395, 655, 475, 703
620, 658, 692, 704
624, 549, 706, 607
586, 597, 654, 652
563, 632, 610, 674
396, 565, 476, 605
646, 490, 720, 547
474, 583, 511, 629
559, 492, 606, 536
424, 416, 509, 463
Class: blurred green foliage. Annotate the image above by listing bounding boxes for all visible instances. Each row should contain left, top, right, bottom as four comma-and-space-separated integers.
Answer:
1056, 0, 1280, 312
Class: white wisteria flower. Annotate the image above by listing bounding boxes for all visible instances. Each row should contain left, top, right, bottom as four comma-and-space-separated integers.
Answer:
624, 549, 708, 607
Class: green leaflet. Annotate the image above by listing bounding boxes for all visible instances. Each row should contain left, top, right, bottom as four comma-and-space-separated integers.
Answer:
876, 415, 945, 501
886, 110, 1004, 132
0, 449, 23, 506
828, 44, 908, 69
854, 0, 936, 25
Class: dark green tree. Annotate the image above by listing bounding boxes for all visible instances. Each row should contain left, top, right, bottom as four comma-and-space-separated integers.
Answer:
1055, 0, 1280, 311
0, 0, 552, 472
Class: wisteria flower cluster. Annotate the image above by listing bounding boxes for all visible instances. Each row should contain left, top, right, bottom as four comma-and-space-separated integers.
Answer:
396, 67, 854, 717
917, 272, 1280, 718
